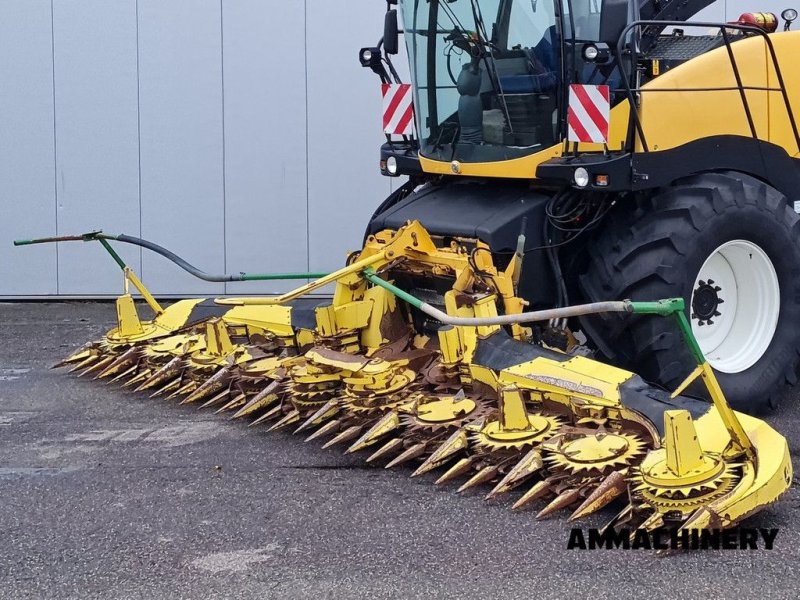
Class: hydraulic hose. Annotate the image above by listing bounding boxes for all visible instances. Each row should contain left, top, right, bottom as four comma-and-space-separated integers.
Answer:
361, 267, 634, 326
14, 231, 329, 282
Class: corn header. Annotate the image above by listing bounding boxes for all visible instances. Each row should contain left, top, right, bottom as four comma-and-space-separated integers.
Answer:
13, 0, 800, 547
15, 222, 792, 537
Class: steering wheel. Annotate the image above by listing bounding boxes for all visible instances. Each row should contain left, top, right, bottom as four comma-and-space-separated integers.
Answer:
445, 27, 485, 58
444, 28, 486, 85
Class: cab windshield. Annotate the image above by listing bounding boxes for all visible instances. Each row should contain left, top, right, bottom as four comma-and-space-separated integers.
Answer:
400, 0, 604, 163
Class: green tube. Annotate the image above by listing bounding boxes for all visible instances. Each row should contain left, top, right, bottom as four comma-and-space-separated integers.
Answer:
362, 268, 425, 310
629, 298, 685, 316
13, 231, 106, 246
240, 272, 330, 281
631, 298, 706, 365
98, 238, 128, 271
674, 311, 707, 365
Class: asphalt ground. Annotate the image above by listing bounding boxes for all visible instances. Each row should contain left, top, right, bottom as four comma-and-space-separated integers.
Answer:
1, 301, 799, 599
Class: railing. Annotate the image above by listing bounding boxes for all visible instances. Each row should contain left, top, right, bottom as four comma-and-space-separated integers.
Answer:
615, 21, 800, 155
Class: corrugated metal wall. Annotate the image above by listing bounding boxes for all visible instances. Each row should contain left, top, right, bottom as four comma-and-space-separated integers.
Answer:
0, 0, 792, 297
0, 0, 401, 298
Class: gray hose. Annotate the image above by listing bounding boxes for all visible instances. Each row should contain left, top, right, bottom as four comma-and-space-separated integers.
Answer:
417, 300, 632, 327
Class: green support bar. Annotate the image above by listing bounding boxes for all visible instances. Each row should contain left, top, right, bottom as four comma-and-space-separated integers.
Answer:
628, 298, 685, 316
239, 272, 330, 281
97, 238, 128, 271
362, 267, 425, 310
630, 298, 706, 365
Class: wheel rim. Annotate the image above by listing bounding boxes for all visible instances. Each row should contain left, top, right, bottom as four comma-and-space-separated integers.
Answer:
690, 240, 780, 373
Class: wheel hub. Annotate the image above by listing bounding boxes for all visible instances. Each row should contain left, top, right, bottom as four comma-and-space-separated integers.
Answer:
691, 279, 724, 325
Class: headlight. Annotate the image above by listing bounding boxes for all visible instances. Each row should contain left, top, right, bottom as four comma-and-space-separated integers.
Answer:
581, 42, 610, 64
574, 167, 590, 188
359, 47, 381, 67
782, 8, 798, 21
386, 156, 398, 175
583, 45, 599, 61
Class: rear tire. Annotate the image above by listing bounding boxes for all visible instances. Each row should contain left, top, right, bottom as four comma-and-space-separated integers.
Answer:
579, 172, 800, 413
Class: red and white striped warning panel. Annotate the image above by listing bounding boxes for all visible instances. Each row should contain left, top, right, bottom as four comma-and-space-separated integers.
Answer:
382, 83, 415, 136
567, 84, 610, 144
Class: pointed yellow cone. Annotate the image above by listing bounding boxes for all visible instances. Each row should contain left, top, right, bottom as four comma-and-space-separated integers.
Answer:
569, 471, 628, 521
77, 355, 114, 378
250, 404, 284, 427
599, 503, 634, 536
166, 381, 196, 400
123, 370, 150, 388
536, 487, 582, 519
67, 354, 101, 373
135, 357, 182, 391
679, 506, 718, 532
626, 511, 666, 545
268, 409, 301, 432
639, 511, 665, 532
457, 464, 499, 494
411, 430, 469, 477
96, 347, 139, 379
321, 424, 364, 449
55, 345, 97, 368
232, 381, 281, 419
294, 404, 339, 434
434, 457, 475, 486
304, 418, 342, 442
366, 437, 403, 463
215, 392, 246, 414
384, 441, 427, 469
346, 411, 401, 454
200, 388, 231, 409
180, 367, 231, 404
485, 449, 543, 500
294, 398, 340, 434
149, 376, 183, 398
512, 479, 552, 511
108, 365, 138, 385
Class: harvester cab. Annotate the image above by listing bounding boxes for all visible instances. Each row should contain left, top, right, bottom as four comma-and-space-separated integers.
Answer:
367, 0, 800, 415
381, 0, 624, 162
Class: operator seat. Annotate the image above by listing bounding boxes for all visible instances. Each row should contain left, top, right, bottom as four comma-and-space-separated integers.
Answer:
457, 61, 484, 144
498, 26, 559, 94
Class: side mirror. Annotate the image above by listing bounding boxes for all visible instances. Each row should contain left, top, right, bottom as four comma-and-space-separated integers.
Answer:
384, 9, 399, 55
599, 0, 630, 47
